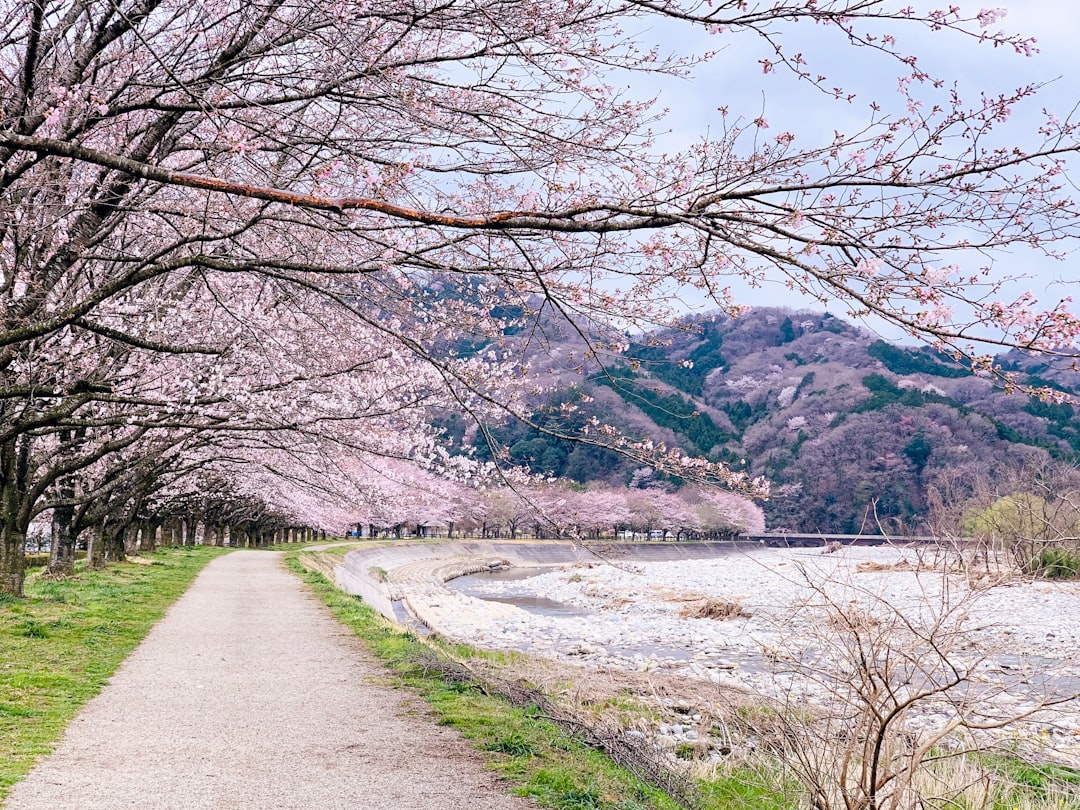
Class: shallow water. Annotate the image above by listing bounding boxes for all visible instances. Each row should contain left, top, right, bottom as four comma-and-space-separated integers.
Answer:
451, 568, 590, 618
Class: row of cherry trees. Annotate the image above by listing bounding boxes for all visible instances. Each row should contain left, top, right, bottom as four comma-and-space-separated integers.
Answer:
344, 473, 766, 541
1, 1, 1078, 595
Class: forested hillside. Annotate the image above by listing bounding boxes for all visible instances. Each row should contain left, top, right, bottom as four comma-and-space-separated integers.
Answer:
460, 309, 1080, 534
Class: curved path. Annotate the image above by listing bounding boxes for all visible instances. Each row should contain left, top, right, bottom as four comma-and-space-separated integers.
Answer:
4, 551, 534, 810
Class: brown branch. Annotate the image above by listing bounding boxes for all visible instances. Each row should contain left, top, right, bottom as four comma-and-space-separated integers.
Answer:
0, 132, 538, 228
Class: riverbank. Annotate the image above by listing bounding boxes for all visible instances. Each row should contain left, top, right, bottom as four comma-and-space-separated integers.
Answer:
350, 543, 1080, 762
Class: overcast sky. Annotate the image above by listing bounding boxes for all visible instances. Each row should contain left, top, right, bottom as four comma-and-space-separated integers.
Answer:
638, 1, 1080, 342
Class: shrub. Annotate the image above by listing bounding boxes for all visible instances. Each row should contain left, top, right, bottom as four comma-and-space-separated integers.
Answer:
1036, 547, 1080, 580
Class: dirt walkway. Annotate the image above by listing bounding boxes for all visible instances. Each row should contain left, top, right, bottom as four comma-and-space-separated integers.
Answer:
4, 551, 534, 810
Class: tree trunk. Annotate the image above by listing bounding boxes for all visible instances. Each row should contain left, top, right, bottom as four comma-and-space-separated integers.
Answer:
140, 520, 157, 553
124, 524, 139, 555
48, 503, 76, 577
103, 520, 127, 561
0, 437, 30, 596
47, 430, 78, 577
48, 493, 77, 578
87, 522, 106, 569
0, 520, 26, 597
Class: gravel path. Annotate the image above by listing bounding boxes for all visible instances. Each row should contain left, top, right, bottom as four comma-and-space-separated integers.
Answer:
4, 551, 534, 810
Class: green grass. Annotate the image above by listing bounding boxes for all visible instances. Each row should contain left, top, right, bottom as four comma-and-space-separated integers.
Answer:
698, 763, 794, 810
286, 556, 686, 810
980, 755, 1080, 809
0, 546, 229, 801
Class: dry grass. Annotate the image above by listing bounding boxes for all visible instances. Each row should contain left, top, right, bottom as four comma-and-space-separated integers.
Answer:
645, 587, 752, 621
411, 645, 704, 809
678, 599, 751, 621
854, 558, 912, 573
648, 586, 710, 603
294, 550, 341, 580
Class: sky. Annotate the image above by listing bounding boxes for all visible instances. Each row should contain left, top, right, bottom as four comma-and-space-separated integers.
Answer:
634, 1, 1080, 344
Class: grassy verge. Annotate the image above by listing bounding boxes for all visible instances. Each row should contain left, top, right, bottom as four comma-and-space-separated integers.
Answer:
0, 546, 230, 801
286, 556, 686, 810
262, 538, 355, 551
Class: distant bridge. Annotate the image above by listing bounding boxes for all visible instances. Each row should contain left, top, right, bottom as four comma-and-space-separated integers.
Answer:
739, 532, 939, 547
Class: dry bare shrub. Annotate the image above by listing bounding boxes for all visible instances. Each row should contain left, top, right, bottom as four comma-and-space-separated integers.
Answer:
823, 604, 879, 632
756, 564, 1079, 810
679, 598, 751, 620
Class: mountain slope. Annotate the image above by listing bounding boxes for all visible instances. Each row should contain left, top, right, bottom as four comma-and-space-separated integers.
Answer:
461, 308, 1079, 534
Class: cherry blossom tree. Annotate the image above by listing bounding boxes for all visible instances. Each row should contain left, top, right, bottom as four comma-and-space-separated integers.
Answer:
693, 485, 767, 536
2, 0, 1080, 595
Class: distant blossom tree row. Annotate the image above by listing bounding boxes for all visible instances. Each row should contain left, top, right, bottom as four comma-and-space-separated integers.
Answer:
343, 471, 766, 541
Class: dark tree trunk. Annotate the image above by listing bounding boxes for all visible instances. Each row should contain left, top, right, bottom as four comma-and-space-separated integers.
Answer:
124, 524, 139, 555
0, 437, 31, 596
47, 430, 78, 577
140, 521, 158, 553
0, 520, 25, 596
87, 522, 106, 569
48, 501, 76, 577
103, 520, 127, 561
104, 522, 126, 561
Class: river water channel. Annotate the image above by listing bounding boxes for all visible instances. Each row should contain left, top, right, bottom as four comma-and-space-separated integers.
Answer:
450, 568, 589, 617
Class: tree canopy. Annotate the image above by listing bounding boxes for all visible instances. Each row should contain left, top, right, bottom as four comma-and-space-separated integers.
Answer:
0, 0, 1078, 594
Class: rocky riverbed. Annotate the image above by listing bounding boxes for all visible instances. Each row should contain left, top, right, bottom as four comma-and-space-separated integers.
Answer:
440, 544, 1080, 758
